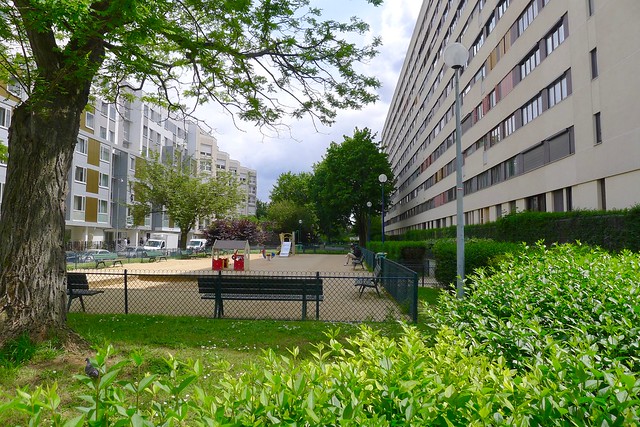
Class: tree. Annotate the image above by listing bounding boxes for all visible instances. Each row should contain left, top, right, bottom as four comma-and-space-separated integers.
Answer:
255, 200, 269, 220
203, 218, 270, 246
0, 0, 384, 343
269, 171, 317, 242
132, 153, 243, 249
266, 199, 317, 243
311, 128, 393, 245
270, 172, 314, 205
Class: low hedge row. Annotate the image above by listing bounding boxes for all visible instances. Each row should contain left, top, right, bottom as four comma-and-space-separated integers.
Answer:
400, 206, 640, 252
431, 238, 522, 287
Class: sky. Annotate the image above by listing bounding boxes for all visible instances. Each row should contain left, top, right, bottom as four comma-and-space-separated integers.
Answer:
195, 1, 422, 202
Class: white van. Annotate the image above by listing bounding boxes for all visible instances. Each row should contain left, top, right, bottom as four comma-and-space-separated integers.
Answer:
186, 238, 208, 252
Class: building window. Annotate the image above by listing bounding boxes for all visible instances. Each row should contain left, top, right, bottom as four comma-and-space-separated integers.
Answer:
101, 101, 109, 116
489, 126, 501, 147
590, 48, 598, 79
0, 106, 11, 128
497, 0, 510, 19
548, 74, 569, 108
85, 112, 94, 129
553, 189, 564, 212
546, 19, 567, 55
100, 144, 110, 162
526, 193, 546, 212
521, 95, 543, 125
520, 47, 540, 79
73, 195, 85, 212
74, 166, 86, 183
518, 0, 539, 36
99, 126, 107, 139
98, 199, 108, 223
594, 112, 602, 144
76, 137, 88, 154
129, 156, 136, 171
99, 173, 109, 188
109, 130, 115, 143
504, 114, 516, 137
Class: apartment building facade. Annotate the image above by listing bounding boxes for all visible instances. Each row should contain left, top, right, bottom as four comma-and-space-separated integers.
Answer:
382, 0, 640, 236
0, 84, 258, 248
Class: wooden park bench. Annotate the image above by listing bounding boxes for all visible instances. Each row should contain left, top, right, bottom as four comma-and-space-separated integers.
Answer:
145, 250, 167, 262
66, 272, 104, 312
93, 252, 124, 268
197, 274, 324, 320
354, 263, 382, 297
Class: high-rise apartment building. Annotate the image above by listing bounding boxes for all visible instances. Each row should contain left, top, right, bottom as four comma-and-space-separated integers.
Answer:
0, 83, 258, 248
382, 0, 640, 236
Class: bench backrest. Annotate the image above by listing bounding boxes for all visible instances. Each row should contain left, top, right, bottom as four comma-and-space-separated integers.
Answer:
94, 253, 118, 261
372, 263, 382, 281
198, 276, 323, 296
67, 273, 89, 291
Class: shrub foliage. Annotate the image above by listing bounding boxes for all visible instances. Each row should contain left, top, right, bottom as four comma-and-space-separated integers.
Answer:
3, 244, 639, 425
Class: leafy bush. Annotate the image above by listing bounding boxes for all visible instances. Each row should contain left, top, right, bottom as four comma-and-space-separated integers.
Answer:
4, 243, 639, 425
366, 240, 435, 261
5, 322, 638, 425
432, 238, 522, 287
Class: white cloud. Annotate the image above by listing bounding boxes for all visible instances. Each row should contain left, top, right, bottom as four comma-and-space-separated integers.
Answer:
195, 1, 421, 201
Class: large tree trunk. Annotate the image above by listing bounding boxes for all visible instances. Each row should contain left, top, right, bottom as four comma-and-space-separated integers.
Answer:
0, 85, 90, 345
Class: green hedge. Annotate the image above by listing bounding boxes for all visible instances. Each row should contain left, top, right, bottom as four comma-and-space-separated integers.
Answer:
432, 239, 523, 287
396, 207, 640, 252
366, 240, 436, 260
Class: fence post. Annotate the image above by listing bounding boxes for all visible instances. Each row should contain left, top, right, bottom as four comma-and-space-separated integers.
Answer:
411, 271, 418, 323
124, 269, 128, 314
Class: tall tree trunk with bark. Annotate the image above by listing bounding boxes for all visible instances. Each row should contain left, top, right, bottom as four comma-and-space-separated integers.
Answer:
0, 81, 91, 344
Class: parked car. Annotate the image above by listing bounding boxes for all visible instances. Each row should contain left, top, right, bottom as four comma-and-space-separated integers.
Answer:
80, 249, 111, 262
66, 251, 81, 263
117, 246, 147, 258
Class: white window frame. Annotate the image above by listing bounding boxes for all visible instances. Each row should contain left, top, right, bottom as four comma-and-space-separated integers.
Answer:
73, 195, 85, 212
99, 172, 109, 188
85, 112, 95, 130
74, 166, 86, 183
76, 136, 88, 154
0, 105, 11, 128
100, 144, 110, 162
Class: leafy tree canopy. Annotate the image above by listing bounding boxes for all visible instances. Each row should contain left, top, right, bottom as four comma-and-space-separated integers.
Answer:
270, 172, 313, 205
311, 127, 392, 244
132, 152, 244, 248
1, 0, 383, 128
266, 199, 317, 242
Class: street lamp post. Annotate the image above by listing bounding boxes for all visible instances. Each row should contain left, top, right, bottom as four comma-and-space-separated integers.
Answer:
366, 201, 372, 245
443, 42, 469, 299
378, 174, 387, 244
298, 219, 302, 246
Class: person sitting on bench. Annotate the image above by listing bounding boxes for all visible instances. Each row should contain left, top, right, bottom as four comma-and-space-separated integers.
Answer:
344, 243, 362, 265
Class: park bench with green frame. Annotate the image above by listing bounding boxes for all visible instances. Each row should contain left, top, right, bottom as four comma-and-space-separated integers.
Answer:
93, 252, 124, 268
197, 273, 323, 320
145, 250, 167, 262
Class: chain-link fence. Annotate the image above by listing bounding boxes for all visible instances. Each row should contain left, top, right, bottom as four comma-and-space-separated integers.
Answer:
66, 268, 418, 323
